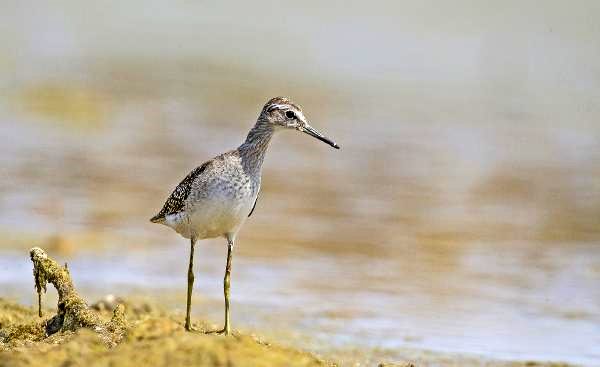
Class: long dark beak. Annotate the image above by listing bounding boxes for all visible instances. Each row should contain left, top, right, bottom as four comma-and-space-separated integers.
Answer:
302, 124, 340, 149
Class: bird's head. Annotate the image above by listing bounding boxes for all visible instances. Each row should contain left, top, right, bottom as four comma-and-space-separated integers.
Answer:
259, 96, 340, 149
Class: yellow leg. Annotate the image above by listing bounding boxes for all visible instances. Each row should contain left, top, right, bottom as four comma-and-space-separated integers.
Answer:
223, 241, 233, 335
185, 237, 196, 331
204, 239, 234, 336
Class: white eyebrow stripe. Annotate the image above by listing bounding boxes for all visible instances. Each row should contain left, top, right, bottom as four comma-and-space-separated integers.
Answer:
267, 104, 289, 112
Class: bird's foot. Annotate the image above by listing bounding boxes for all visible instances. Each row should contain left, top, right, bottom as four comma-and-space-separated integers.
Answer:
184, 322, 202, 333
204, 327, 232, 336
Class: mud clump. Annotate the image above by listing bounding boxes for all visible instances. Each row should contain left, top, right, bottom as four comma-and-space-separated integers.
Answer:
27, 247, 127, 346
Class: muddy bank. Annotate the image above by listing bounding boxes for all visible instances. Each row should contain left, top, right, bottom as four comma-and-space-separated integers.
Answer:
0, 248, 578, 367
0, 297, 577, 367
1, 296, 580, 367
0, 297, 336, 367
0, 248, 336, 367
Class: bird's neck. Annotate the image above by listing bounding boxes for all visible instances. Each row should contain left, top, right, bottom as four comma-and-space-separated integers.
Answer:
238, 120, 275, 174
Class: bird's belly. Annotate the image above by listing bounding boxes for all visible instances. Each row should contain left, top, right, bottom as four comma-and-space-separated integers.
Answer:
186, 195, 254, 240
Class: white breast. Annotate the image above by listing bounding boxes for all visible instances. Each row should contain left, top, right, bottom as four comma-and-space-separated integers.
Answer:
164, 191, 256, 240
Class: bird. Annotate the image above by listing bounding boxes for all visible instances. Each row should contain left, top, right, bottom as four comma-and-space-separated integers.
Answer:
150, 96, 340, 334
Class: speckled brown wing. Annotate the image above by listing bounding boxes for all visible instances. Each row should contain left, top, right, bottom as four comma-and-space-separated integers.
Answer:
150, 161, 210, 223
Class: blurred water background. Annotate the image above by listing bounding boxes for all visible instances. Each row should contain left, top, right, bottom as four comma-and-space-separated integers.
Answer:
1, 1, 599, 365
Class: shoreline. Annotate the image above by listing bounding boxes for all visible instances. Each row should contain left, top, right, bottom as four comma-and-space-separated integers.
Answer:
0, 297, 577, 367
0, 246, 585, 367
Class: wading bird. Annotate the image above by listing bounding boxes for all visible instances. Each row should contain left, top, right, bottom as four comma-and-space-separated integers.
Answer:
150, 97, 339, 334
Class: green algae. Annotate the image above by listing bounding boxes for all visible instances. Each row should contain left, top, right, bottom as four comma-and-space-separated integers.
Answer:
0, 298, 332, 367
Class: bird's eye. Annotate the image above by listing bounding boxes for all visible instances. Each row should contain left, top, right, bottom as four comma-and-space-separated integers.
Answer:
285, 110, 295, 119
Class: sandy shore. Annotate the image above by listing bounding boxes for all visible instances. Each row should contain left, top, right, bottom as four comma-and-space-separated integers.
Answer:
0, 297, 577, 367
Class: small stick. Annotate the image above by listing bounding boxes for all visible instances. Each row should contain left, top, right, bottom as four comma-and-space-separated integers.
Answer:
31, 247, 48, 318
38, 291, 42, 317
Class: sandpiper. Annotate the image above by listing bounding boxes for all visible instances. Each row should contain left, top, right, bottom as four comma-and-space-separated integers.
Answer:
150, 97, 339, 334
